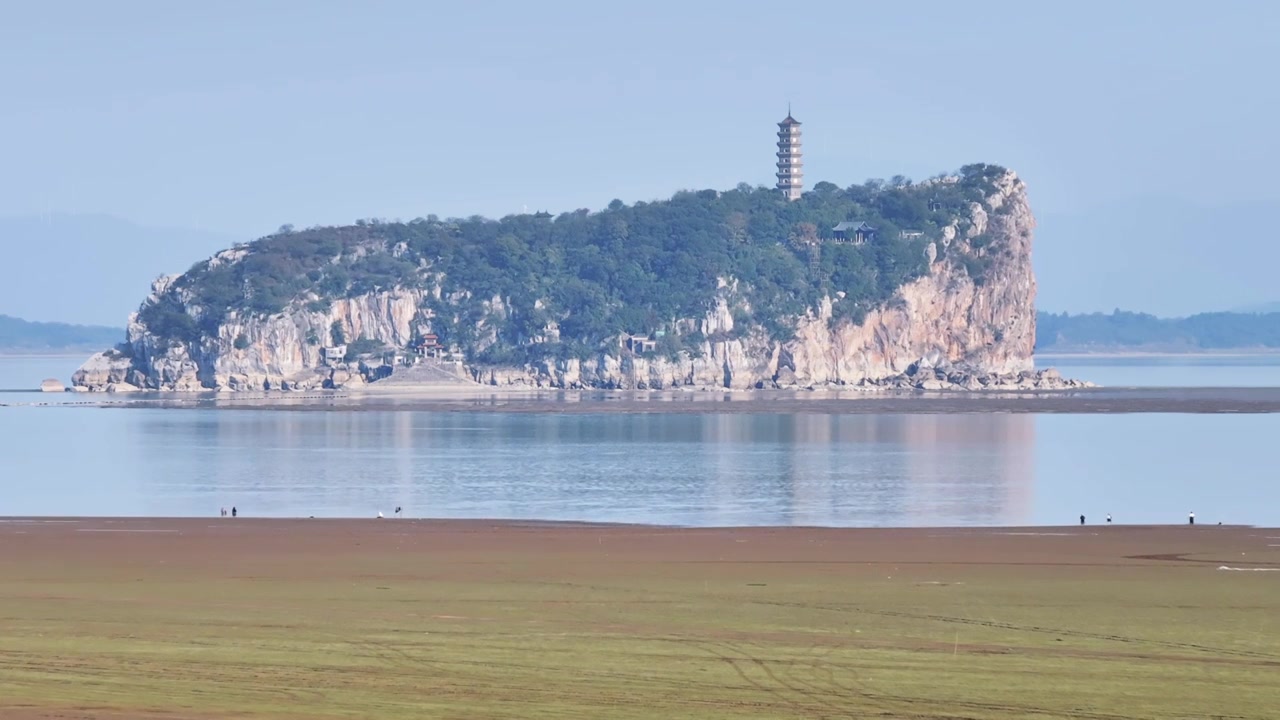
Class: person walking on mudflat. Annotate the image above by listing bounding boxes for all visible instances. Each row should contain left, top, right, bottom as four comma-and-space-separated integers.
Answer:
1080, 514, 1086, 526
1189, 511, 1195, 525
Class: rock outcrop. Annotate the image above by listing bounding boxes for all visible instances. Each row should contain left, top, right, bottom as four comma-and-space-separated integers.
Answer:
73, 168, 1079, 392
74, 282, 433, 392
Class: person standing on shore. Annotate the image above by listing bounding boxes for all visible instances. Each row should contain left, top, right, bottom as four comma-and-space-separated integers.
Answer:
232, 506, 237, 518
1189, 511, 1195, 525
1080, 514, 1085, 526
1106, 514, 1112, 524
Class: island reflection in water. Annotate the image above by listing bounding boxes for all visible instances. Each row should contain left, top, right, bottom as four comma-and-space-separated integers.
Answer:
122, 411, 1035, 526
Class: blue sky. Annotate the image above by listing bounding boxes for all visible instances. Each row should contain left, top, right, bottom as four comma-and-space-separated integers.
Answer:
2, 0, 1278, 321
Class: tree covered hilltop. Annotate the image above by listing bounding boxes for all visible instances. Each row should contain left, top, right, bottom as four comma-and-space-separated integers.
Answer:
77, 163, 1072, 392
141, 164, 1011, 364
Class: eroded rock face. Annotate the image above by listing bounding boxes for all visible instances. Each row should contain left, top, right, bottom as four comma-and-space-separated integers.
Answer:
73, 169, 1065, 392
71, 351, 134, 390
781, 171, 1035, 385
73, 287, 430, 392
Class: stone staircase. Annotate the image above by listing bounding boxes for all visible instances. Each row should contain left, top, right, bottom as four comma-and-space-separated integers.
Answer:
370, 359, 477, 387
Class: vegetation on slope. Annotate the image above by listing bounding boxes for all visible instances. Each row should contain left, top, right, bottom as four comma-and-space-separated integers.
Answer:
1036, 310, 1280, 351
141, 165, 1011, 361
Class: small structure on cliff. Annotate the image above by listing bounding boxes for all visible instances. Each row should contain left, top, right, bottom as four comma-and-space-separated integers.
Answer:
412, 333, 443, 359
832, 221, 876, 245
624, 334, 657, 353
322, 345, 347, 366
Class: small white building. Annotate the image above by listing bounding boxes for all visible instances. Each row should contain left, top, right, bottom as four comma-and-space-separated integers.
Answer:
322, 345, 347, 365
624, 334, 657, 353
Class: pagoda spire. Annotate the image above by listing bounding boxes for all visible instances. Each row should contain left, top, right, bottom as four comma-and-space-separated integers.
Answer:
776, 109, 803, 201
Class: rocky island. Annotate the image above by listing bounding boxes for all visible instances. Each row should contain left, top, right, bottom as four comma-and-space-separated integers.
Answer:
73, 165, 1088, 393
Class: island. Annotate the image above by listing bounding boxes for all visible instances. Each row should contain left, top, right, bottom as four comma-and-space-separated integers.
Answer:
73, 164, 1086, 394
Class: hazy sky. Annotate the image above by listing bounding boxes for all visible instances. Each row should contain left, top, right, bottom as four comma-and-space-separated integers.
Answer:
2, 0, 1278, 318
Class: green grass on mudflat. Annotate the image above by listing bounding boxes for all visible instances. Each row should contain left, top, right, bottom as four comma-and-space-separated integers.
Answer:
1, 524, 1278, 719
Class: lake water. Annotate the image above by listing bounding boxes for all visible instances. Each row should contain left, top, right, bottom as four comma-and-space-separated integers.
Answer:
1042, 353, 1280, 388
3, 355, 1279, 527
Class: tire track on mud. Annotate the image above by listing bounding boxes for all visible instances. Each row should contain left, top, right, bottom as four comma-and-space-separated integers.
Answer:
525, 578, 1280, 664
781, 601, 1280, 663
1128, 553, 1280, 568
689, 638, 845, 716
323, 626, 831, 713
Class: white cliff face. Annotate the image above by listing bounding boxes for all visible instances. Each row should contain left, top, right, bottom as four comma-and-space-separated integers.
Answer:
73, 169, 1049, 392
74, 287, 431, 391
780, 175, 1035, 385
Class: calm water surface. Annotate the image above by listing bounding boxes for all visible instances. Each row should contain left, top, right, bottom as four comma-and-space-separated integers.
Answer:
1042, 353, 1280, 387
2, 356, 1278, 526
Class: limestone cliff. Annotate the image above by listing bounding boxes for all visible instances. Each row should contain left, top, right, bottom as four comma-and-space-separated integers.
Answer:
74, 279, 432, 392
475, 170, 1041, 389
73, 168, 1070, 392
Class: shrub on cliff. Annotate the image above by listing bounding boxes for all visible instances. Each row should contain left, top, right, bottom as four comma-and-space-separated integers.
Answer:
144, 165, 1008, 360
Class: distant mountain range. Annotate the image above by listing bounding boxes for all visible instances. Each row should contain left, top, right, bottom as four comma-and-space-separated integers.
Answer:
1036, 310, 1280, 352
0, 213, 239, 326
0, 315, 121, 353
1231, 301, 1280, 314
